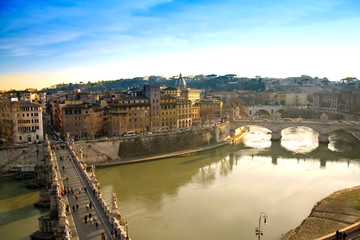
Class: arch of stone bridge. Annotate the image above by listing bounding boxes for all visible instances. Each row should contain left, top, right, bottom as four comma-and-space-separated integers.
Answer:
231, 121, 360, 142
243, 106, 286, 117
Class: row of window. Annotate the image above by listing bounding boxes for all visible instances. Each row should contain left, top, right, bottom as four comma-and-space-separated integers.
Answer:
18, 126, 40, 132
17, 112, 39, 117
65, 109, 86, 115
18, 119, 39, 124
20, 107, 40, 112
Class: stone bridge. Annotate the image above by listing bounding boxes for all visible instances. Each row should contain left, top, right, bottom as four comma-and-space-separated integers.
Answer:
243, 105, 286, 117
230, 118, 360, 143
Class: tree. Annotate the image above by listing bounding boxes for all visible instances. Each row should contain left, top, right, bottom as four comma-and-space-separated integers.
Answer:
85, 109, 104, 139
222, 94, 245, 119
0, 100, 16, 144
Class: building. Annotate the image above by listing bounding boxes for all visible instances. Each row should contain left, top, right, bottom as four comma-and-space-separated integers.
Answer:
160, 96, 177, 130
144, 84, 161, 131
0, 101, 43, 144
108, 97, 150, 135
313, 91, 338, 110
199, 96, 223, 124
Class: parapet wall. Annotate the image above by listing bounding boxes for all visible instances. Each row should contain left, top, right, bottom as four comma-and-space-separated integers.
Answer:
72, 124, 230, 164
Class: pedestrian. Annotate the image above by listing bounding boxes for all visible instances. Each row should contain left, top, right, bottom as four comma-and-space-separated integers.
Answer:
72, 205, 75, 212
62, 166, 65, 170
89, 202, 92, 209
76, 204, 79, 210
336, 230, 340, 239
75, 194, 78, 200
84, 214, 88, 224
101, 232, 105, 240
111, 229, 115, 240
89, 213, 92, 219
84, 187, 87, 192
71, 188, 74, 194
95, 222, 99, 229
343, 231, 347, 240
66, 176, 69, 181
86, 204, 89, 210
78, 187, 81, 193
66, 204, 69, 212
89, 216, 93, 224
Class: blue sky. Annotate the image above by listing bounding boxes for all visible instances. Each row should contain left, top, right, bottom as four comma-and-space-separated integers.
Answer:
0, 0, 359, 90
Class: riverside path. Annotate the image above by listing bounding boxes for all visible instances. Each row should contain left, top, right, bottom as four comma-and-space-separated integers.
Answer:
54, 143, 123, 240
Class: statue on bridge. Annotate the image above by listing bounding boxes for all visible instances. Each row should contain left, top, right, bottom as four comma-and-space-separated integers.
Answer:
90, 165, 95, 177
273, 112, 281, 122
320, 113, 329, 123
112, 193, 118, 210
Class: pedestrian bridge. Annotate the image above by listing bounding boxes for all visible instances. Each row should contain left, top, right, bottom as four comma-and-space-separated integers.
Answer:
31, 139, 130, 240
230, 118, 360, 143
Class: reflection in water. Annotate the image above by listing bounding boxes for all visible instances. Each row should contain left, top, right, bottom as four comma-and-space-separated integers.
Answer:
0, 180, 48, 240
95, 126, 360, 240
281, 126, 319, 153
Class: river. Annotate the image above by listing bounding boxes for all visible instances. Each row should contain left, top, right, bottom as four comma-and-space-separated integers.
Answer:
1, 126, 360, 240
95, 126, 360, 240
0, 180, 48, 240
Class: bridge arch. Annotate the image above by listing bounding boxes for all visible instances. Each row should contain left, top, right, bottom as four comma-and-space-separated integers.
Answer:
230, 119, 360, 144
243, 105, 286, 118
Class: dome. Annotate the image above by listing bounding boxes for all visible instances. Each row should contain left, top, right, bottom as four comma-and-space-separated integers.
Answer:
175, 73, 187, 90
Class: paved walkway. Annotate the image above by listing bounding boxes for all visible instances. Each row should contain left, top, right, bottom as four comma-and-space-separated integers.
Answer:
54, 145, 120, 240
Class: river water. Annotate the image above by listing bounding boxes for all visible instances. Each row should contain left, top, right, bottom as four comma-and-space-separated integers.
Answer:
95, 126, 360, 240
0, 180, 48, 240
1, 126, 360, 240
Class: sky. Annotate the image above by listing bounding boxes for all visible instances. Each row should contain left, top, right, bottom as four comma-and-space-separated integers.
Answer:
0, 0, 360, 90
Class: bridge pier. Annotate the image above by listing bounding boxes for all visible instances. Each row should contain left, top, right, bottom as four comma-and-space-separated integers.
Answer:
318, 133, 329, 144
271, 131, 282, 141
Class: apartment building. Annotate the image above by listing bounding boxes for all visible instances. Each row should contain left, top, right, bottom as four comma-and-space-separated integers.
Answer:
108, 97, 150, 135
0, 101, 43, 144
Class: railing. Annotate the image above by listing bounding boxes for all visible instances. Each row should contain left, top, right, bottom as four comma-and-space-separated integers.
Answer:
67, 141, 130, 240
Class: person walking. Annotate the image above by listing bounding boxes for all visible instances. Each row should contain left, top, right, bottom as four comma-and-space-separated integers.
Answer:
84, 214, 88, 224
111, 229, 115, 240
101, 232, 106, 240
89, 201, 92, 209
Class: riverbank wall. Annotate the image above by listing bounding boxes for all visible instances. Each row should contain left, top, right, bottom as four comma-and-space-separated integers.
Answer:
70, 123, 230, 165
281, 185, 360, 240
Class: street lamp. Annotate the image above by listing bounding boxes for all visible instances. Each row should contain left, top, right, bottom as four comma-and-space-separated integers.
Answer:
255, 212, 268, 240
125, 221, 129, 240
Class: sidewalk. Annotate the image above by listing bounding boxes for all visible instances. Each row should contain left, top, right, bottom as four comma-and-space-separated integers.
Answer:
55, 146, 120, 240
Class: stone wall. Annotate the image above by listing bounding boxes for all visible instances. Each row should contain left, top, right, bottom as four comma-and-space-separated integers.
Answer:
71, 124, 229, 164
0, 144, 45, 173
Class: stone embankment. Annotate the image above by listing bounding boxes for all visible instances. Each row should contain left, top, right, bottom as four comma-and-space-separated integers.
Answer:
281, 186, 360, 240
71, 124, 230, 166
0, 144, 45, 175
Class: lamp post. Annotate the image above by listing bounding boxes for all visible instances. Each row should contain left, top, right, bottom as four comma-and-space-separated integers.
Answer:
125, 221, 129, 240
255, 212, 268, 240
